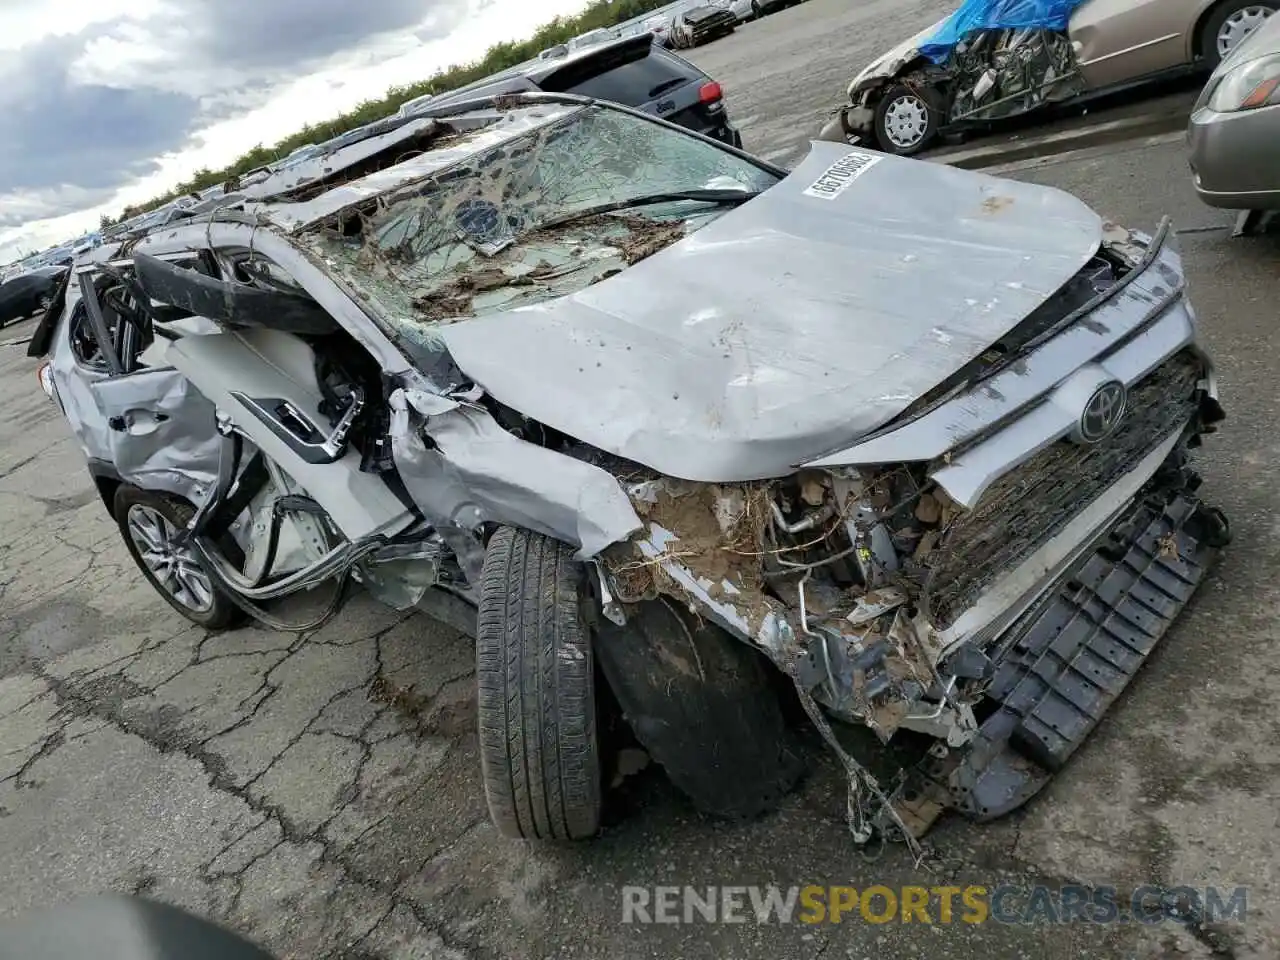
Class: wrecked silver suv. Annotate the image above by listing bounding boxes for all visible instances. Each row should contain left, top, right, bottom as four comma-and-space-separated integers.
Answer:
34, 92, 1228, 847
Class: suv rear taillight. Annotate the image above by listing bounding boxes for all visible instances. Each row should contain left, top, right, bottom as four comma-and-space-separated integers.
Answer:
698, 81, 722, 104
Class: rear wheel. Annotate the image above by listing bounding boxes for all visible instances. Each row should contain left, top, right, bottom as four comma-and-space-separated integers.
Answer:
874, 83, 941, 156
114, 485, 239, 629
476, 527, 602, 840
1201, 1, 1276, 69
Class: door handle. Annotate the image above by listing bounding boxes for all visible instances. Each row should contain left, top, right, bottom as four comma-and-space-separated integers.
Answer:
108, 411, 169, 432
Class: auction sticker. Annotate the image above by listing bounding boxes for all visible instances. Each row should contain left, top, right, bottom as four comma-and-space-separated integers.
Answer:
802, 150, 882, 200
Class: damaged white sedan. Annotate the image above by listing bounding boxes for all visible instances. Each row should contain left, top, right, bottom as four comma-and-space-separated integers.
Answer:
820, 0, 1276, 156
32, 92, 1229, 847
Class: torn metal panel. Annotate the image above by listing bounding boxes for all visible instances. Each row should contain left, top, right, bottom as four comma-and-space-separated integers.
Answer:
879, 487, 1224, 838
612, 401, 1219, 842
88, 366, 223, 507
165, 326, 415, 543
946, 28, 1086, 123
622, 515, 970, 749
630, 522, 795, 657
132, 222, 418, 380
253, 104, 585, 232
608, 475, 965, 745
388, 387, 642, 580
438, 142, 1103, 483
804, 228, 1197, 498
846, 21, 945, 98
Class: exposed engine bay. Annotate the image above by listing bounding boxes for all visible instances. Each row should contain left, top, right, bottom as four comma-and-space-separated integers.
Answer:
890, 26, 1086, 128
944, 27, 1085, 123
582, 225, 1228, 848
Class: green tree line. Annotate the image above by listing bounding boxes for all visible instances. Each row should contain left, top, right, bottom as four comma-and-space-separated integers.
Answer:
102, 0, 674, 226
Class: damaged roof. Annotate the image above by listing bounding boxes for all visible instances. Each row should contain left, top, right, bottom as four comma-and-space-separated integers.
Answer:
238, 102, 588, 231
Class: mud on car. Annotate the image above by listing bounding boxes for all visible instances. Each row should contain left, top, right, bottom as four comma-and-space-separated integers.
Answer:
31, 92, 1229, 847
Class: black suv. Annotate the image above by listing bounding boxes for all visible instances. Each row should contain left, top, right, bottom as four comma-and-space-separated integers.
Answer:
409, 34, 743, 149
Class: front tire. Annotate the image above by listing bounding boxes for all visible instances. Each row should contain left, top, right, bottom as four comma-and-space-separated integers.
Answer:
874, 83, 941, 156
114, 485, 239, 630
476, 527, 602, 841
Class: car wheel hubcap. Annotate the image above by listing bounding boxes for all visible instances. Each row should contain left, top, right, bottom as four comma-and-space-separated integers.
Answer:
127, 504, 215, 613
1217, 6, 1273, 57
884, 94, 929, 149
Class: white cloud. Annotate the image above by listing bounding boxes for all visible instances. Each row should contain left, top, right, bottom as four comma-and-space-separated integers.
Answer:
0, 0, 594, 265
0, 0, 159, 52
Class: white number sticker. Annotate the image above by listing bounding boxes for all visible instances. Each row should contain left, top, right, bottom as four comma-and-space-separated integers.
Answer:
802, 151, 883, 200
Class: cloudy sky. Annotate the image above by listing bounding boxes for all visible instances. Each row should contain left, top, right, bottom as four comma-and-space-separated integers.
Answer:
0, 0, 592, 265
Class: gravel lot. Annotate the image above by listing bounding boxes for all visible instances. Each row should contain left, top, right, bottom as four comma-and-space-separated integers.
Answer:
2, 2, 1279, 958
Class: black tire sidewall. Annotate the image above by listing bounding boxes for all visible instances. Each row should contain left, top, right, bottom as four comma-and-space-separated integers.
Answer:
874, 83, 940, 156
113, 484, 238, 630
475, 526, 602, 841
594, 599, 804, 820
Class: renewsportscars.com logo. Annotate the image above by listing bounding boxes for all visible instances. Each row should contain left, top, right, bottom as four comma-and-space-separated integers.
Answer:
620, 885, 1248, 926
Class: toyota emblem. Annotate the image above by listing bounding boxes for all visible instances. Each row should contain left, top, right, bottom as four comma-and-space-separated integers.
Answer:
1078, 381, 1126, 443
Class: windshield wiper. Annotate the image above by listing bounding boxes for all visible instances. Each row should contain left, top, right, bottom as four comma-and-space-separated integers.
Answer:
535, 188, 761, 232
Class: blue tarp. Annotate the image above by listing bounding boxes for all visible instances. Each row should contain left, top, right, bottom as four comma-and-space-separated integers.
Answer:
919, 0, 1087, 63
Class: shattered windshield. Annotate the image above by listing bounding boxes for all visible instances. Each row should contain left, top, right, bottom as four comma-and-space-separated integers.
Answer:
302, 104, 779, 351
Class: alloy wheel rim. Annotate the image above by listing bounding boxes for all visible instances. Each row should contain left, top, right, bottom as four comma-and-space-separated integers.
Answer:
884, 94, 929, 148
127, 504, 216, 613
1217, 6, 1274, 57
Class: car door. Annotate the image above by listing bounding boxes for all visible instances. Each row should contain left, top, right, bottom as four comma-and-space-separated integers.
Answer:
1070, 0, 1200, 88
89, 364, 223, 505
76, 260, 224, 506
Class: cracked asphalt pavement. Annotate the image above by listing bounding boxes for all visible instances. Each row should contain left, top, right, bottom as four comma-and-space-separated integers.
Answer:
2, 1, 1279, 957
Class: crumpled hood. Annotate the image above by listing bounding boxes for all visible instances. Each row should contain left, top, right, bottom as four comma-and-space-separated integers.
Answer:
848, 19, 944, 96
439, 141, 1103, 482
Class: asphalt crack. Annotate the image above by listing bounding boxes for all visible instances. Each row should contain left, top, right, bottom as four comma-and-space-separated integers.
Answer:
2, 726, 65, 789
16, 612, 477, 959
